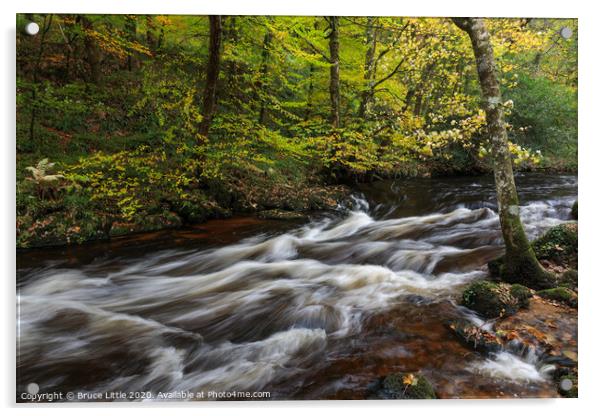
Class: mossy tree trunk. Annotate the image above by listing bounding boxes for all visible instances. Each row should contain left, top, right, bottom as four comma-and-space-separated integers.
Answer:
328, 16, 341, 129
200, 15, 223, 139
452, 17, 553, 289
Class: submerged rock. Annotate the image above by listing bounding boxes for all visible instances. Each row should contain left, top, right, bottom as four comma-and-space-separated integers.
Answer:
537, 287, 578, 308
461, 281, 525, 319
368, 372, 436, 399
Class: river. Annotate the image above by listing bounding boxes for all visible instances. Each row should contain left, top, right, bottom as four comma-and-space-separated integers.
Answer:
16, 173, 577, 400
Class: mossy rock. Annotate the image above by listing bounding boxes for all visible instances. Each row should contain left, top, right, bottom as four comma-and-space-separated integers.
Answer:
571, 200, 577, 220
509, 284, 533, 309
559, 269, 578, 290
369, 372, 436, 399
531, 223, 578, 267
487, 256, 504, 280
447, 318, 502, 354
461, 281, 519, 319
537, 287, 578, 308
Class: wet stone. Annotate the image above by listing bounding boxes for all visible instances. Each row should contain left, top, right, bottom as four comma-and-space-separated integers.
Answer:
367, 372, 437, 399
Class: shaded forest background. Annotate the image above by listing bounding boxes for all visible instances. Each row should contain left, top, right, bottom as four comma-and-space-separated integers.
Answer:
16, 15, 577, 247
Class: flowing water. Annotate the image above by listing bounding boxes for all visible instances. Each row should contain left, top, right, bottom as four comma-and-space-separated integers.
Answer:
16, 173, 577, 400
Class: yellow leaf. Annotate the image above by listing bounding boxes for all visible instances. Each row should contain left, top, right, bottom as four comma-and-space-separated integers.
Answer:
403, 373, 415, 385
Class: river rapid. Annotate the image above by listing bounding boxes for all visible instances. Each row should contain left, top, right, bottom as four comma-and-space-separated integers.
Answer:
16, 173, 577, 400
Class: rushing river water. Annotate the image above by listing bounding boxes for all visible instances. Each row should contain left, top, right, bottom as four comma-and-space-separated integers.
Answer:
17, 173, 577, 400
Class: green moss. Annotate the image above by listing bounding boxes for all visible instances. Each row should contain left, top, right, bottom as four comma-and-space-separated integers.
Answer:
502, 247, 557, 290
559, 269, 578, 290
510, 284, 532, 308
537, 287, 578, 308
532, 223, 578, 267
488, 252, 556, 290
461, 281, 518, 319
379, 373, 437, 399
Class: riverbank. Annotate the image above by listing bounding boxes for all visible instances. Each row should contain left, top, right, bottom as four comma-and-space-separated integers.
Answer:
16, 158, 575, 250
16, 152, 350, 249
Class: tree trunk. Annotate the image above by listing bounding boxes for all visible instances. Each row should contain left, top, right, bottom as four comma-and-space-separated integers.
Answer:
145, 15, 157, 52
452, 17, 553, 289
358, 17, 378, 118
328, 16, 341, 129
304, 63, 315, 121
29, 14, 53, 142
125, 15, 138, 71
257, 29, 272, 125
199, 15, 223, 139
222, 16, 240, 104
81, 16, 101, 84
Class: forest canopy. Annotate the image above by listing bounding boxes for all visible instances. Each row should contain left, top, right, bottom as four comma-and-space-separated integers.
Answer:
16, 15, 577, 248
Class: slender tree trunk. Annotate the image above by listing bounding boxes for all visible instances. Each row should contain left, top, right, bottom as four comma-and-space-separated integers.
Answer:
145, 15, 157, 52
411, 62, 435, 116
257, 29, 272, 125
199, 15, 223, 139
328, 16, 341, 129
452, 17, 553, 289
29, 14, 53, 142
305, 63, 315, 121
359, 17, 378, 118
222, 16, 239, 104
125, 15, 138, 71
81, 16, 101, 84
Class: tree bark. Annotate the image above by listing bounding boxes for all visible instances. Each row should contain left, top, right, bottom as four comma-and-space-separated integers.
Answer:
452, 17, 553, 289
145, 15, 157, 52
358, 17, 378, 118
328, 16, 341, 129
199, 15, 223, 139
258, 29, 272, 125
304, 63, 315, 121
81, 16, 101, 84
125, 15, 138, 71
29, 14, 53, 142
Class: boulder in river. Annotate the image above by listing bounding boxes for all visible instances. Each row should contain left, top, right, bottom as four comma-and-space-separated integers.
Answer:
368, 372, 436, 399
509, 284, 533, 308
537, 287, 578, 308
446, 318, 502, 354
461, 281, 526, 319
559, 269, 578, 290
531, 223, 578, 268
